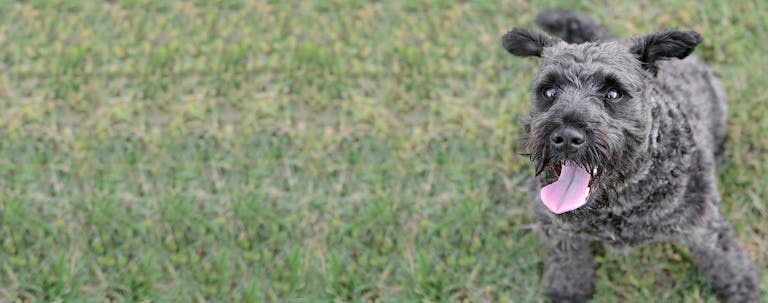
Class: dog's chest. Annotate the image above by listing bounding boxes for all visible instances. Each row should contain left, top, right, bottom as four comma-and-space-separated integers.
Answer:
577, 165, 692, 245
572, 208, 679, 246
580, 216, 645, 245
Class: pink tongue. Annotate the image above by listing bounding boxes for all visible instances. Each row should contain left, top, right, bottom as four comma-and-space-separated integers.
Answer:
540, 162, 592, 214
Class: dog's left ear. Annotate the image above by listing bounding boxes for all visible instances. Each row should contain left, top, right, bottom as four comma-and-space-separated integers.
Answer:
502, 28, 559, 57
630, 30, 702, 74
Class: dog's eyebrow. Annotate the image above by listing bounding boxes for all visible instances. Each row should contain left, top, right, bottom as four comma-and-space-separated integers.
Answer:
537, 72, 572, 88
590, 70, 628, 91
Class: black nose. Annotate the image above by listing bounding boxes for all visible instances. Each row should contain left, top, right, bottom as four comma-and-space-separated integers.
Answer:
550, 127, 585, 150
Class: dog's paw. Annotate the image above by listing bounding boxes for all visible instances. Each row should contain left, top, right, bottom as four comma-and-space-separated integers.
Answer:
545, 289, 594, 303
713, 272, 760, 303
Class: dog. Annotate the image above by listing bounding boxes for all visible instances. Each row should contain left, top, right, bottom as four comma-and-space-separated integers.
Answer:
501, 9, 760, 303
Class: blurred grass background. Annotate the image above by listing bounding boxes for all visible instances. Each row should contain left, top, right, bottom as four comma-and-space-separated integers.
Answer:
0, 0, 766, 302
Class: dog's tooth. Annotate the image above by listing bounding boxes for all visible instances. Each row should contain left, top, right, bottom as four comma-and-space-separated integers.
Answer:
592, 167, 597, 176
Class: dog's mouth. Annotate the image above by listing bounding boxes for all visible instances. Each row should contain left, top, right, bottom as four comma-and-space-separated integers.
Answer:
540, 162, 602, 214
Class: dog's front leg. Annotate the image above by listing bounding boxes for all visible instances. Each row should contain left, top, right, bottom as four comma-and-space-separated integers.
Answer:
538, 225, 596, 303
682, 212, 760, 303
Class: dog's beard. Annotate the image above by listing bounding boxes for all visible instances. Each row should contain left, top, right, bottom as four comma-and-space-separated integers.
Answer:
525, 126, 617, 214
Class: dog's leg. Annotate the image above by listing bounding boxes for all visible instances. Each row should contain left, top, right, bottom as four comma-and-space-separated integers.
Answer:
538, 224, 596, 303
682, 211, 760, 303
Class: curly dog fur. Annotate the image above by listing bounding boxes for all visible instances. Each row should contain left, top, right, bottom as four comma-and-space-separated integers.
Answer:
501, 9, 759, 303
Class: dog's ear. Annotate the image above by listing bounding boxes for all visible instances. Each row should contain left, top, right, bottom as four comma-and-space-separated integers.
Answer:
630, 30, 702, 74
501, 28, 559, 57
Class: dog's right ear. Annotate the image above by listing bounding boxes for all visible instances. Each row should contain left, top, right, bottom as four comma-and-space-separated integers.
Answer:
501, 28, 558, 57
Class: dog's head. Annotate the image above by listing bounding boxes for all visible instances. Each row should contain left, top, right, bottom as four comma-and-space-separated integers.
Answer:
501, 28, 701, 214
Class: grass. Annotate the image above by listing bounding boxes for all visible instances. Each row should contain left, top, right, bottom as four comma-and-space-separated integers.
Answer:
0, 0, 766, 302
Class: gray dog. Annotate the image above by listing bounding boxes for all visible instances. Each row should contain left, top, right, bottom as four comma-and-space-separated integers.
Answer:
501, 9, 760, 303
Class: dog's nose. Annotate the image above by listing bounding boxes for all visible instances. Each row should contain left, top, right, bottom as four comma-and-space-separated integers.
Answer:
550, 127, 585, 150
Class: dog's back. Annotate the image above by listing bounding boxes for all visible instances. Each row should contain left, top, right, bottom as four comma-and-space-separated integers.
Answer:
656, 58, 728, 162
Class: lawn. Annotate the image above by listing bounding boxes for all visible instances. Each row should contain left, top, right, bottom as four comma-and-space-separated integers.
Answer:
0, 0, 766, 302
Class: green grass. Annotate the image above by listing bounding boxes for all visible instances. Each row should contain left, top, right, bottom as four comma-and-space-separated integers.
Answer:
0, 0, 766, 302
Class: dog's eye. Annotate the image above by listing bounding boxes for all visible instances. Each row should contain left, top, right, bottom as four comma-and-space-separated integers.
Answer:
542, 87, 557, 99
605, 89, 622, 100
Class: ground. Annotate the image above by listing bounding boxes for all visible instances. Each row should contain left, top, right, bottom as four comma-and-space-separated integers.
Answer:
0, 1, 766, 302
